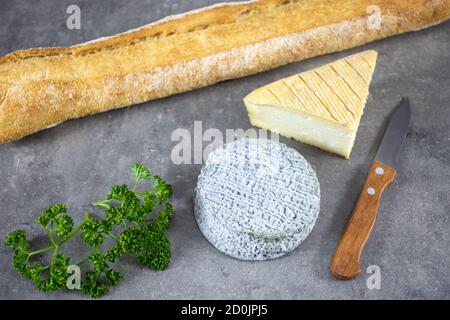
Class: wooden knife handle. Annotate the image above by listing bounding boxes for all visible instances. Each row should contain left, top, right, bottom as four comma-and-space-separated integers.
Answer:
330, 160, 396, 280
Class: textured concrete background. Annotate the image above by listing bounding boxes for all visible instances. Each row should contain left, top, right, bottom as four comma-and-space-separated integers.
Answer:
0, 0, 449, 299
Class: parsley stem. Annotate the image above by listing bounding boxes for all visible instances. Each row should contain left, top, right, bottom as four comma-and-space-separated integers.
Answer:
59, 220, 86, 246
49, 227, 58, 247
93, 202, 110, 209
28, 217, 87, 261
132, 177, 141, 192
76, 257, 89, 266
50, 246, 58, 272
28, 245, 54, 257
108, 232, 117, 240
26, 222, 84, 265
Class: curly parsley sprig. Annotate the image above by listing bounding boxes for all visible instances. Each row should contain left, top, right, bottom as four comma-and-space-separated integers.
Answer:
4, 163, 173, 298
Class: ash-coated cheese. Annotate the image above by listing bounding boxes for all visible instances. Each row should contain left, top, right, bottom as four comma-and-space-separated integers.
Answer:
195, 205, 314, 261
194, 138, 320, 261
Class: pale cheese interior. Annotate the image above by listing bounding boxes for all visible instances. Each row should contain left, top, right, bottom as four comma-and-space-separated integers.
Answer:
246, 102, 356, 159
243, 50, 377, 159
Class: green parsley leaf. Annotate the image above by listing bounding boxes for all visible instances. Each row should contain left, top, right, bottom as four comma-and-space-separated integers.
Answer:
153, 176, 173, 202
138, 226, 171, 271
131, 162, 151, 180
81, 270, 108, 298
106, 269, 123, 286
36, 204, 67, 228
4, 229, 30, 250
88, 252, 109, 273
54, 213, 73, 240
81, 218, 111, 247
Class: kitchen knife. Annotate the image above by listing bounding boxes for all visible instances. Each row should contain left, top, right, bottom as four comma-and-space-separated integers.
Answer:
330, 97, 411, 280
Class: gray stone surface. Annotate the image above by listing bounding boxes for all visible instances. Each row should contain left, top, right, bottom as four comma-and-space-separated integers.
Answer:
0, 0, 449, 299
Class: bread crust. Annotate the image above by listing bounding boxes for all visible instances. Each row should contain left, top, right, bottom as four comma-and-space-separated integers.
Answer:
1, 0, 449, 143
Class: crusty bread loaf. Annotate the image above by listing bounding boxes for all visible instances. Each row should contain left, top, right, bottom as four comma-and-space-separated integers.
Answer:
1, 0, 449, 143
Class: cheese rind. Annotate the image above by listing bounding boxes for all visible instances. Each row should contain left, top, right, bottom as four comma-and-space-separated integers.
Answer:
243, 50, 377, 158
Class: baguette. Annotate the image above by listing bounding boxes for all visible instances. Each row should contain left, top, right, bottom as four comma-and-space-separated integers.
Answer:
1, 0, 449, 144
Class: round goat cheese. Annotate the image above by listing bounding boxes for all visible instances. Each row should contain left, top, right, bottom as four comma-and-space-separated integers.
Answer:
194, 138, 320, 261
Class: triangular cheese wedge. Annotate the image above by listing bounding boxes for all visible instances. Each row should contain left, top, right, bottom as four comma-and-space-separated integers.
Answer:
244, 50, 377, 159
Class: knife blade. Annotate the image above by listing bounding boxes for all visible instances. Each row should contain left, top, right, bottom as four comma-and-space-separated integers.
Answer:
330, 98, 411, 280
375, 97, 411, 169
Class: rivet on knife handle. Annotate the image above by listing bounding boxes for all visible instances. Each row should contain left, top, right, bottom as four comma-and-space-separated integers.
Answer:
330, 160, 396, 279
